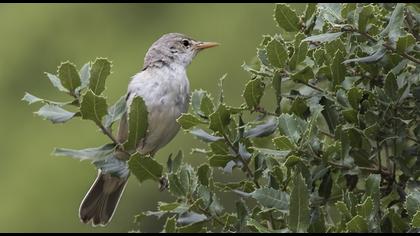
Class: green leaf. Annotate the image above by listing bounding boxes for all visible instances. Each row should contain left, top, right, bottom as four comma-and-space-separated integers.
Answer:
34, 104, 76, 124
343, 46, 386, 64
303, 3, 317, 24
125, 96, 148, 151
172, 150, 183, 173
396, 34, 416, 54
128, 154, 163, 183
246, 218, 271, 233
319, 3, 343, 23
358, 5, 374, 33
45, 72, 69, 93
58, 61, 81, 94
253, 148, 290, 159
289, 35, 308, 70
243, 78, 265, 109
251, 187, 289, 211
303, 32, 344, 43
384, 72, 398, 101
272, 71, 282, 115
236, 199, 249, 231
209, 103, 231, 134
177, 113, 205, 129
197, 164, 210, 186
189, 128, 223, 142
80, 89, 108, 125
347, 88, 362, 109
273, 136, 296, 150
380, 3, 405, 43
209, 155, 236, 168
158, 201, 181, 212
406, 190, 420, 218
179, 164, 198, 195
266, 39, 288, 68
411, 211, 420, 228
277, 113, 307, 143
346, 215, 368, 232
244, 117, 278, 138
365, 174, 380, 213
103, 95, 127, 129
22, 92, 43, 104
163, 216, 177, 233
89, 58, 111, 95
177, 220, 207, 233
356, 196, 374, 220
291, 66, 314, 84
191, 89, 214, 117
79, 62, 91, 89
274, 3, 300, 32
52, 143, 115, 162
331, 50, 345, 87
168, 173, 187, 197
289, 172, 310, 233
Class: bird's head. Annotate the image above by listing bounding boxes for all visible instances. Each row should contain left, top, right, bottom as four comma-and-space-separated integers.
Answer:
143, 33, 219, 69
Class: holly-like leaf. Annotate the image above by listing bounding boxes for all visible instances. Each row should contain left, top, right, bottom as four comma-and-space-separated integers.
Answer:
291, 66, 314, 84
347, 88, 362, 110
103, 95, 127, 129
168, 173, 187, 197
396, 34, 416, 54
266, 39, 288, 68
125, 96, 148, 151
89, 58, 111, 95
277, 113, 307, 143
58, 61, 81, 94
384, 72, 398, 101
411, 211, 420, 228
406, 190, 420, 218
289, 172, 310, 233
79, 62, 91, 90
177, 113, 205, 129
244, 118, 278, 138
189, 128, 223, 142
209, 104, 231, 134
191, 89, 214, 117
52, 143, 115, 162
331, 50, 345, 87
197, 164, 211, 186
343, 46, 386, 64
45, 72, 69, 93
303, 32, 344, 43
243, 78, 265, 109
274, 3, 300, 32
172, 150, 183, 173
163, 216, 177, 233
80, 89, 108, 125
128, 154, 163, 183
209, 155, 236, 168
251, 187, 289, 211
273, 136, 296, 150
380, 3, 405, 43
35, 104, 76, 124
22, 92, 71, 106
358, 4, 374, 33
346, 215, 368, 232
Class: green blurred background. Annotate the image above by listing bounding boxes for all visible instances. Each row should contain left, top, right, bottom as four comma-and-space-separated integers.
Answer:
0, 3, 304, 232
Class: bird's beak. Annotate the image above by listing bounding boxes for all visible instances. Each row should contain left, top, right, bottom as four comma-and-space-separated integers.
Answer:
195, 41, 220, 50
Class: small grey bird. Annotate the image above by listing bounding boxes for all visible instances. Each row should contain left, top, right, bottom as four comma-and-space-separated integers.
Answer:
78, 33, 218, 226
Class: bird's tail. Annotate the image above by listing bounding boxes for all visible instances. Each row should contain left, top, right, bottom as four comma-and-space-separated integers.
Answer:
79, 171, 128, 226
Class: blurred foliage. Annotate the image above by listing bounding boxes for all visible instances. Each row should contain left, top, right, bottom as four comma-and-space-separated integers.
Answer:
2, 3, 283, 232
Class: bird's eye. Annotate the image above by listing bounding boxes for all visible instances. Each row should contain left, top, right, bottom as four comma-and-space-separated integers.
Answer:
182, 40, 190, 47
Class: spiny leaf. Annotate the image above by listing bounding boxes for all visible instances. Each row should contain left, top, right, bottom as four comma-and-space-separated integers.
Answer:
163, 216, 177, 233
52, 143, 115, 162
289, 172, 310, 233
80, 89, 108, 125
277, 113, 307, 143
291, 66, 314, 84
343, 46, 386, 64
303, 32, 344, 43
103, 95, 127, 129
79, 62, 91, 90
172, 150, 183, 173
177, 113, 206, 129
197, 164, 211, 186
266, 38, 288, 68
358, 4, 374, 33
209, 103, 231, 134
273, 136, 296, 150
125, 96, 148, 151
243, 78, 265, 109
251, 187, 289, 211
58, 61, 81, 94
189, 128, 223, 142
244, 117, 278, 138
128, 154, 163, 183
346, 215, 368, 232
35, 104, 76, 124
89, 58, 111, 95
396, 34, 416, 54
411, 211, 420, 228
45, 72, 69, 93
274, 3, 300, 32
209, 155, 236, 168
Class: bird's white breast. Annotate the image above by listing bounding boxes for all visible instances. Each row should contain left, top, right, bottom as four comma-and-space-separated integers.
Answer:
126, 64, 190, 154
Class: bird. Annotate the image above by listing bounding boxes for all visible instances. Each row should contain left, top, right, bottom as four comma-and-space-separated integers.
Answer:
78, 33, 219, 226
